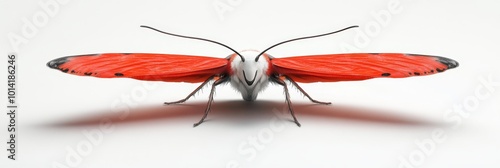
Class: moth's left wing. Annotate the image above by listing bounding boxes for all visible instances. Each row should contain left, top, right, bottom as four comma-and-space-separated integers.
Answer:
47, 53, 229, 83
271, 53, 458, 83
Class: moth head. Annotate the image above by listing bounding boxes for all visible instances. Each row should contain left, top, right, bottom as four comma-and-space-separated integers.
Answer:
232, 50, 268, 86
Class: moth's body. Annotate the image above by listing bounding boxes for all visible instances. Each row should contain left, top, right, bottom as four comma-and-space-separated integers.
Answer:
229, 50, 271, 101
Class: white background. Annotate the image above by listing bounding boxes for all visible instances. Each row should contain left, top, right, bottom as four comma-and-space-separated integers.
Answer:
1, 0, 500, 167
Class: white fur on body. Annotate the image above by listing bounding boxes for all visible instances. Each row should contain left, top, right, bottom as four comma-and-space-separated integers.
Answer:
229, 50, 271, 101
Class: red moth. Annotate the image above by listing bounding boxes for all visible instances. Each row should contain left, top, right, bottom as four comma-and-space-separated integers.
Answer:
47, 25, 459, 127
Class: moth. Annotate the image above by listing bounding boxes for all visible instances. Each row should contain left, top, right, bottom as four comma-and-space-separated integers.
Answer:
47, 25, 459, 127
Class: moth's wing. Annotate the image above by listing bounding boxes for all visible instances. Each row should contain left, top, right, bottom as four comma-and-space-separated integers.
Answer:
47, 53, 229, 83
271, 53, 458, 83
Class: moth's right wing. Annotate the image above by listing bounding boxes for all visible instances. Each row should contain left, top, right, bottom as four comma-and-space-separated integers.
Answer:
271, 53, 459, 83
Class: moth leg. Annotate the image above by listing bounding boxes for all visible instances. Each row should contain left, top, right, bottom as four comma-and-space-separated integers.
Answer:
271, 76, 301, 127
193, 75, 229, 127
286, 76, 331, 105
164, 76, 215, 105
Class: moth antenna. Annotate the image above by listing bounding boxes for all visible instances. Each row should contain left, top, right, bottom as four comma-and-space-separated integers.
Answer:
140, 25, 246, 62
255, 25, 359, 62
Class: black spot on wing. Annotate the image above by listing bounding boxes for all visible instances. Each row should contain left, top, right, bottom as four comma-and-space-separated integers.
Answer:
405, 53, 459, 70
47, 57, 70, 69
435, 56, 459, 69
381, 73, 391, 77
84, 72, 93, 76
115, 73, 124, 77
47, 54, 100, 70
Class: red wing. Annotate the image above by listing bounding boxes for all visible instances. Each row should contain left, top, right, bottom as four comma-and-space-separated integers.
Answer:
47, 53, 229, 83
271, 53, 458, 83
